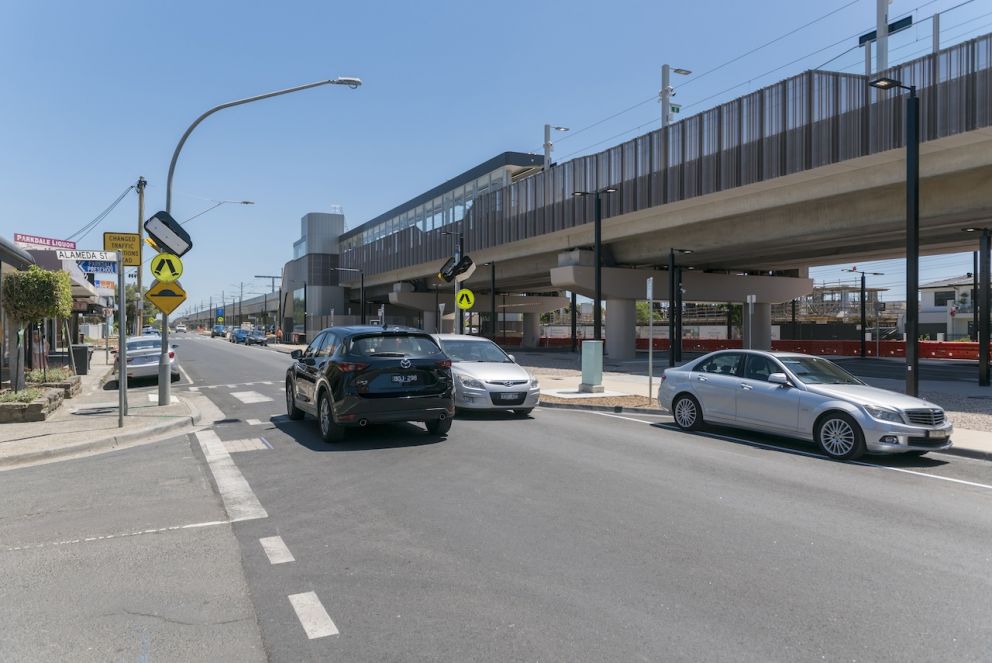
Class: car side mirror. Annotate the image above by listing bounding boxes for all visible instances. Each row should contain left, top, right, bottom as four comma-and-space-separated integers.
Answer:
171, 344, 178, 349
768, 372, 791, 386
507, 354, 516, 363
290, 349, 302, 360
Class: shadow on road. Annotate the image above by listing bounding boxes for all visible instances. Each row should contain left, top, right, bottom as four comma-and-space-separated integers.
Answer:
651, 422, 950, 468
103, 375, 181, 390
455, 410, 534, 421
272, 416, 447, 452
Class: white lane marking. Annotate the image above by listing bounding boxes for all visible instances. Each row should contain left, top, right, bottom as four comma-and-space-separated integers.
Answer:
179, 364, 194, 385
556, 407, 992, 493
231, 391, 273, 404
3, 519, 231, 553
246, 418, 263, 426
259, 536, 295, 564
288, 592, 339, 639
188, 386, 200, 392
225, 384, 237, 388
195, 430, 268, 521
146, 394, 178, 403
223, 438, 270, 453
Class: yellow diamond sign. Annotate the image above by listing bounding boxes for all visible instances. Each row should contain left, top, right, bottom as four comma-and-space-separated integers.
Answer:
146, 279, 187, 315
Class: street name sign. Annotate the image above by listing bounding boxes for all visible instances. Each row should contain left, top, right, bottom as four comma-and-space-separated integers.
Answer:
78, 260, 117, 274
56, 249, 118, 261
456, 288, 475, 310
103, 232, 142, 266
146, 279, 187, 315
144, 211, 193, 257
151, 252, 183, 283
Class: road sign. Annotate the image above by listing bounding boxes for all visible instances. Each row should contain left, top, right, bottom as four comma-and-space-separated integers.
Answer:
14, 233, 75, 250
216, 307, 225, 317
145, 279, 187, 315
646, 276, 654, 301
144, 211, 193, 257
669, 103, 681, 114
78, 260, 117, 274
456, 288, 475, 310
217, 316, 224, 323
151, 252, 183, 283
103, 232, 141, 266
56, 249, 118, 261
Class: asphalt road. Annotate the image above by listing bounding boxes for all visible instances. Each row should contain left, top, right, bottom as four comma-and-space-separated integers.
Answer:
164, 334, 992, 662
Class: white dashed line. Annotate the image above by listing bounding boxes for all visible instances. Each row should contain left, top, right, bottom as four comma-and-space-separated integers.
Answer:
231, 391, 273, 404
246, 418, 264, 426
259, 536, 295, 564
3, 519, 231, 553
195, 430, 268, 521
188, 386, 200, 392
288, 592, 339, 639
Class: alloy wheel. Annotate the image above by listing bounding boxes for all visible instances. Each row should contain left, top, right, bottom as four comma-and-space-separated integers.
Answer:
674, 397, 697, 429
820, 418, 856, 457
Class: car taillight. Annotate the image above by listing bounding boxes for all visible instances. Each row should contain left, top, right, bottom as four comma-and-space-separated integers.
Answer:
338, 362, 369, 372
168, 351, 175, 359
435, 359, 452, 369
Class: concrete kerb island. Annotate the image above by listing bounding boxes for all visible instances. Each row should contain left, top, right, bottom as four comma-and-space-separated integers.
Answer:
0, 354, 202, 469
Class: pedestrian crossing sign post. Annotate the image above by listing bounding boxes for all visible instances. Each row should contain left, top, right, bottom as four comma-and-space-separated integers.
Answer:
151, 252, 183, 283
456, 288, 475, 310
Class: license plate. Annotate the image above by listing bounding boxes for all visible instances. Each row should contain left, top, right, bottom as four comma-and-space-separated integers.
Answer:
391, 375, 418, 384
926, 430, 949, 439
499, 392, 519, 401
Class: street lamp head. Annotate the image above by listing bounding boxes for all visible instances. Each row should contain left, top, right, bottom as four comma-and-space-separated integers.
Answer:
868, 77, 912, 92
331, 77, 363, 89
603, 187, 617, 193
553, 126, 569, 132
673, 68, 692, 76
962, 227, 990, 233
674, 248, 693, 255
240, 200, 255, 205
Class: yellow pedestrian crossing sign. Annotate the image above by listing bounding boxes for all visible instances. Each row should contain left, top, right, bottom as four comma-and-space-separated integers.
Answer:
145, 279, 187, 315
151, 252, 183, 283
456, 288, 475, 310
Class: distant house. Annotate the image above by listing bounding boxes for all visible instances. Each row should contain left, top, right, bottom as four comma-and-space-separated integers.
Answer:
919, 274, 975, 340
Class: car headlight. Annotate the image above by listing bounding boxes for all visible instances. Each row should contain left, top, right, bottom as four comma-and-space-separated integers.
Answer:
459, 376, 485, 390
863, 404, 904, 423
530, 378, 540, 388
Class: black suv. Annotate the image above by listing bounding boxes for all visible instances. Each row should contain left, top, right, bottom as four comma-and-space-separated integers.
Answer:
211, 324, 226, 338
286, 326, 454, 441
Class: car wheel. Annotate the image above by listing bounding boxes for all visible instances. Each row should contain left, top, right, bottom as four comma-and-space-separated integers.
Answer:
286, 381, 304, 421
672, 394, 703, 431
426, 417, 452, 435
171, 372, 180, 382
815, 412, 865, 460
318, 391, 344, 442
512, 408, 534, 417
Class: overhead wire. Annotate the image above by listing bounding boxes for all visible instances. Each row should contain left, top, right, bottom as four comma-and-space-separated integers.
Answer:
65, 185, 135, 242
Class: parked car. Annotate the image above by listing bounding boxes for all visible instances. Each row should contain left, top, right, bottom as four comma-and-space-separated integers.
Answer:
286, 326, 454, 441
114, 336, 179, 382
175, 323, 187, 333
658, 350, 953, 460
247, 329, 268, 346
432, 334, 539, 415
230, 328, 250, 344
211, 324, 226, 338
141, 326, 159, 336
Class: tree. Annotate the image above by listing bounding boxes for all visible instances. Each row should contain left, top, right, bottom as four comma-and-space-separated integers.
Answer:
2, 266, 73, 389
636, 300, 664, 325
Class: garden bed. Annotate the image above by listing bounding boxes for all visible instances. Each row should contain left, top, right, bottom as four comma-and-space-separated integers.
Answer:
0, 388, 64, 423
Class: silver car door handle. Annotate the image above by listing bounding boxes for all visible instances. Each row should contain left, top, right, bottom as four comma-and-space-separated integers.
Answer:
739, 384, 752, 390
696, 376, 708, 382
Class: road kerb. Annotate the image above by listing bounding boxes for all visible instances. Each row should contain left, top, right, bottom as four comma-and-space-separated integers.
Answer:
0, 396, 202, 470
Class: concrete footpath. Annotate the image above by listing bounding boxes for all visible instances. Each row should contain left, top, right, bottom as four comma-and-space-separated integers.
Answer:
0, 351, 200, 469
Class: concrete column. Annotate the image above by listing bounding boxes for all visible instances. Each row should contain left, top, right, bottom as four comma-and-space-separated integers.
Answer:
421, 311, 437, 333
522, 313, 540, 347
743, 302, 772, 350
605, 298, 636, 360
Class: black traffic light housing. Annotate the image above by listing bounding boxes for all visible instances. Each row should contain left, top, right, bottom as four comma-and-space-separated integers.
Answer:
437, 255, 475, 283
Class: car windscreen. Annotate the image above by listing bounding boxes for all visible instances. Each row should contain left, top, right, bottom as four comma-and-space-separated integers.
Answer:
779, 357, 863, 385
127, 340, 161, 352
350, 334, 441, 357
438, 339, 511, 363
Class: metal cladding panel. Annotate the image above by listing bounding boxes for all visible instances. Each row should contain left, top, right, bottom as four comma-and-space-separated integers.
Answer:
338, 34, 992, 278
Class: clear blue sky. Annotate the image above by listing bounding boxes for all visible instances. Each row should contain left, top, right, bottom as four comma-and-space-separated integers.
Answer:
1, 0, 988, 312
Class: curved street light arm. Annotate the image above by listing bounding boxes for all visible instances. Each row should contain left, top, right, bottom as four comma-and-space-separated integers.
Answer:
166, 77, 361, 212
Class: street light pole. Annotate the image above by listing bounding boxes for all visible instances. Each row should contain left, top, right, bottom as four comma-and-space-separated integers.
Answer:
870, 76, 919, 396
668, 248, 693, 366
843, 267, 885, 358
160, 75, 361, 406
543, 124, 569, 171
964, 227, 991, 386
660, 65, 691, 128
572, 188, 617, 342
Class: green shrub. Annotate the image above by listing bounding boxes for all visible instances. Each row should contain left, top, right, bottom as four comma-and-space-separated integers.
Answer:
26, 366, 73, 383
0, 388, 42, 403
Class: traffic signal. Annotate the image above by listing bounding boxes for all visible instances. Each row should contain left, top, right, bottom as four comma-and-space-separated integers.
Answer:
437, 255, 475, 283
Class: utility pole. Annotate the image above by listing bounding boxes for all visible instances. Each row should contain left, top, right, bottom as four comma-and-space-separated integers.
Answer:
876, 0, 889, 72
135, 177, 147, 333
255, 274, 281, 293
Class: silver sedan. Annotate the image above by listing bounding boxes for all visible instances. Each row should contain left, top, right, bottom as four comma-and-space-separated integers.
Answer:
115, 336, 180, 382
433, 334, 540, 416
658, 350, 952, 460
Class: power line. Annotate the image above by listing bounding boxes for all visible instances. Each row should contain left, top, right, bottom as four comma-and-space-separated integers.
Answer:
65, 185, 135, 241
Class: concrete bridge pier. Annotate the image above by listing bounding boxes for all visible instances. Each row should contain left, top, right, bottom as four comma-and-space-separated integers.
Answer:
606, 299, 636, 360
422, 311, 438, 334
522, 313, 540, 347
742, 302, 772, 351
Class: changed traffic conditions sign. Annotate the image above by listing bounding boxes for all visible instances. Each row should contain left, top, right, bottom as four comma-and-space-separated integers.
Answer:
103, 232, 141, 266
456, 288, 475, 310
151, 252, 183, 283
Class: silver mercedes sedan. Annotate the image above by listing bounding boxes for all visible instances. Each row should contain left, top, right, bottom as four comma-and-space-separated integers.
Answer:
433, 334, 540, 415
658, 350, 953, 460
